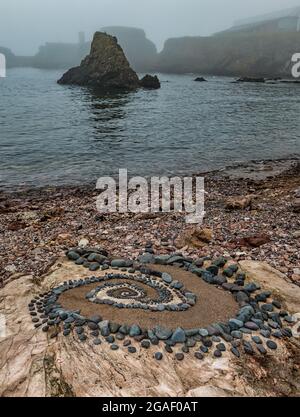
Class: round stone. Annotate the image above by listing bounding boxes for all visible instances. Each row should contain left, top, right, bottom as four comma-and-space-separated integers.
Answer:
200, 345, 209, 353
141, 340, 151, 349
199, 328, 209, 337
87, 322, 99, 331
214, 350, 222, 358
110, 344, 119, 351
106, 335, 115, 344
63, 329, 71, 336
266, 340, 277, 350
154, 352, 163, 361
128, 346, 137, 354
78, 334, 87, 342
123, 340, 131, 347
175, 353, 184, 361
93, 338, 101, 345
216, 343, 226, 352
165, 345, 173, 353
194, 352, 204, 360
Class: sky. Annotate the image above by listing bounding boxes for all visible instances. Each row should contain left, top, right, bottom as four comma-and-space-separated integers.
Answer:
1, 0, 300, 55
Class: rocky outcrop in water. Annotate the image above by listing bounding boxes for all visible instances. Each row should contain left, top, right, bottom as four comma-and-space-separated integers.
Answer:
139, 74, 161, 89
57, 32, 140, 90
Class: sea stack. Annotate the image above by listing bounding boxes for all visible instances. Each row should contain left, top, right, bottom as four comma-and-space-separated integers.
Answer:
57, 32, 140, 90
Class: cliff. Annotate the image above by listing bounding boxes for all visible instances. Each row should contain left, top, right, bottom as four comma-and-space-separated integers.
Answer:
156, 31, 300, 77
32, 42, 90, 69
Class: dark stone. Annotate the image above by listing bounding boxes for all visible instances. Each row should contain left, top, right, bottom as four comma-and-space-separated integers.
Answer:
194, 77, 207, 82
106, 335, 115, 344
175, 353, 184, 361
231, 347, 240, 357
252, 336, 262, 344
63, 329, 71, 336
140, 74, 161, 89
228, 319, 243, 331
272, 300, 282, 309
154, 352, 163, 361
110, 344, 119, 351
165, 345, 173, 353
128, 346, 137, 354
78, 334, 87, 342
119, 325, 130, 335
266, 340, 277, 350
200, 345, 209, 353
213, 350, 222, 358
87, 322, 99, 331
206, 265, 219, 276
141, 340, 151, 349
244, 321, 259, 331
123, 340, 131, 347
216, 343, 226, 352
129, 324, 142, 337
154, 326, 172, 340
171, 327, 186, 344
256, 344, 267, 355
67, 251, 80, 261
93, 338, 101, 345
194, 352, 204, 360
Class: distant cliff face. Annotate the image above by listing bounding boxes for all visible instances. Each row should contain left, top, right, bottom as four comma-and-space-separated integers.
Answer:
101, 26, 157, 72
32, 42, 90, 69
156, 32, 300, 77
58, 32, 140, 90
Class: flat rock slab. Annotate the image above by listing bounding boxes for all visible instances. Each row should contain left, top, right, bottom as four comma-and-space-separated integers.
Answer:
239, 260, 300, 314
0, 258, 299, 397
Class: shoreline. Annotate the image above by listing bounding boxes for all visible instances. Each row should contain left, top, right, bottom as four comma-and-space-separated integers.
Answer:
1, 157, 299, 288
1, 156, 299, 197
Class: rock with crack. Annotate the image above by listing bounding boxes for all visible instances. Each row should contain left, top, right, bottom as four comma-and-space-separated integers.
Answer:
57, 32, 140, 90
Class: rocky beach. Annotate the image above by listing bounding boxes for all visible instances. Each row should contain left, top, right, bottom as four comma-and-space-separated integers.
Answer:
1, 158, 299, 289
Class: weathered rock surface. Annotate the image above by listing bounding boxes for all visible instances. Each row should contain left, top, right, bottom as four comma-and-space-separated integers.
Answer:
239, 260, 300, 314
0, 258, 299, 397
57, 32, 140, 90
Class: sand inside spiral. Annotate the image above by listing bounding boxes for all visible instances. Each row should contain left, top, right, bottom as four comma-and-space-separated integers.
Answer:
58, 264, 238, 330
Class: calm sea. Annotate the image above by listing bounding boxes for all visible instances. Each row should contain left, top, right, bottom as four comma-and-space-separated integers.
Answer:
0, 68, 300, 190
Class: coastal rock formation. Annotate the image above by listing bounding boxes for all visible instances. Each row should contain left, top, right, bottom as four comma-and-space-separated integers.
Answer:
139, 74, 161, 89
57, 32, 140, 90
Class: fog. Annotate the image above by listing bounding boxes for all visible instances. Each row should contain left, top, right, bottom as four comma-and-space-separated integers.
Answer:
1, 0, 300, 55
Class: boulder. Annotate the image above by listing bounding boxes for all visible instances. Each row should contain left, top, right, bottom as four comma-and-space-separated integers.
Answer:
140, 74, 161, 89
175, 227, 213, 249
58, 32, 140, 90
194, 77, 207, 82
225, 195, 252, 210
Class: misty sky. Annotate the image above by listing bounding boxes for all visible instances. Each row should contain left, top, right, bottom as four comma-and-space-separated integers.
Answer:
1, 0, 300, 55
